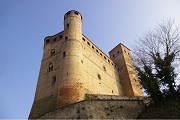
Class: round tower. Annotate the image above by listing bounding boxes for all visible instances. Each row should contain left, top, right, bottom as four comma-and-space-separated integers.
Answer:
57, 10, 84, 108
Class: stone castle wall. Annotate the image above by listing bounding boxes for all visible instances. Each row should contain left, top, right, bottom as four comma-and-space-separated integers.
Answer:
39, 94, 147, 119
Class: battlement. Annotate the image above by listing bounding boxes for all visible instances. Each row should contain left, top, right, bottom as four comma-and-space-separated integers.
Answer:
64, 10, 82, 20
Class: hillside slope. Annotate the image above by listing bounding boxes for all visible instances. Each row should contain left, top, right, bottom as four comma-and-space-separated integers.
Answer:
138, 99, 180, 119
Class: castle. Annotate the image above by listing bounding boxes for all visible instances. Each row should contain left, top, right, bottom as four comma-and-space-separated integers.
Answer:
29, 10, 145, 119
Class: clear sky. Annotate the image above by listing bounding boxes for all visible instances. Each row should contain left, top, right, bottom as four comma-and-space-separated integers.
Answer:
0, 0, 180, 119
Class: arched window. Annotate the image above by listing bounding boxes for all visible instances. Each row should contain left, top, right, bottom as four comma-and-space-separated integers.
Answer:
50, 49, 55, 56
48, 63, 53, 72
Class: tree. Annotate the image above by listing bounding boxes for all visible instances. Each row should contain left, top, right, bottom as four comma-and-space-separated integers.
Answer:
133, 19, 180, 99
136, 65, 163, 102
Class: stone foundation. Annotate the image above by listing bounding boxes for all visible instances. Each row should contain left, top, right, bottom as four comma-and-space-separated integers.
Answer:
38, 94, 150, 119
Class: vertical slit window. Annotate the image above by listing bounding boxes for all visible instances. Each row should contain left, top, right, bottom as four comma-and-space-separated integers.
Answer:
67, 23, 69, 28
98, 74, 101, 80
52, 75, 56, 85
63, 51, 66, 58
103, 66, 106, 72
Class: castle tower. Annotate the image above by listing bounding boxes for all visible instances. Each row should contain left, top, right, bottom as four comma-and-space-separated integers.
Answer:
29, 10, 84, 118
109, 44, 143, 96
57, 10, 84, 108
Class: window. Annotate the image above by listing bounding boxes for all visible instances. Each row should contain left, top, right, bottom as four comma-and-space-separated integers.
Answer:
98, 74, 101, 80
96, 49, 99, 53
124, 50, 126, 53
113, 54, 115, 58
65, 36, 68, 40
63, 51, 66, 58
52, 76, 56, 85
87, 42, 90, 45
103, 66, 106, 72
82, 37, 85, 41
48, 63, 53, 72
67, 23, 69, 28
108, 60, 110, 63
92, 46, 94, 49
104, 56, 106, 59
51, 49, 55, 56
100, 53, 102, 56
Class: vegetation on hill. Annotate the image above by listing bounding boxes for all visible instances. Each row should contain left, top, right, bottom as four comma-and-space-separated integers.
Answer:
133, 18, 180, 119
138, 96, 180, 119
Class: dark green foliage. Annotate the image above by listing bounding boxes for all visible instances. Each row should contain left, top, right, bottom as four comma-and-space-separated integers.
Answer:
136, 66, 163, 102
153, 52, 177, 96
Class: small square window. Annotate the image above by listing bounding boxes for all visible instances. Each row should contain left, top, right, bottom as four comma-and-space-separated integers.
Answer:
87, 42, 90, 45
82, 37, 85, 41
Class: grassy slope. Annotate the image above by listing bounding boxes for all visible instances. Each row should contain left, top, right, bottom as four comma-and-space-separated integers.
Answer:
137, 99, 180, 119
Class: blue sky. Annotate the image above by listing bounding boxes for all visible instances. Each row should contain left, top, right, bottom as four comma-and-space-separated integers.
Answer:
1, 0, 180, 119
